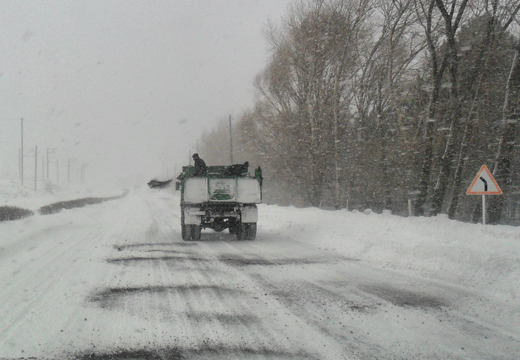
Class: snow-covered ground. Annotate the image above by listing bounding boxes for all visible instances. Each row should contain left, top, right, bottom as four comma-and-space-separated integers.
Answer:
265, 204, 520, 304
0, 178, 124, 210
0, 180, 519, 359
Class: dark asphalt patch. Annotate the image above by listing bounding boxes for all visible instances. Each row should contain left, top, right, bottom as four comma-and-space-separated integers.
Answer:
106, 253, 333, 270
73, 347, 181, 359
0, 191, 129, 221
267, 281, 378, 314
107, 255, 319, 267
107, 255, 209, 265
38, 190, 129, 215
72, 345, 313, 360
146, 249, 191, 254
106, 255, 313, 267
0, 205, 34, 221
113, 242, 196, 251
89, 285, 245, 310
361, 284, 448, 309
185, 312, 258, 326
218, 256, 327, 267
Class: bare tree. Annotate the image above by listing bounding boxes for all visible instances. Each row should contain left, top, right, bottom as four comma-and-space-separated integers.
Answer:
253, 0, 373, 207
488, 35, 520, 224
350, 0, 424, 211
448, 1, 520, 219
413, 0, 450, 215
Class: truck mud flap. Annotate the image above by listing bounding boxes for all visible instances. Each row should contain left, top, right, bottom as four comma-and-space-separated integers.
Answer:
241, 206, 258, 223
184, 207, 204, 225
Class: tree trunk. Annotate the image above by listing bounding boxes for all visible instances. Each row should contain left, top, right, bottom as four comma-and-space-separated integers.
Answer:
446, 13, 498, 219
414, 90, 440, 216
447, 121, 471, 219
414, 0, 446, 216
488, 40, 520, 224
429, 0, 469, 216
430, 102, 463, 216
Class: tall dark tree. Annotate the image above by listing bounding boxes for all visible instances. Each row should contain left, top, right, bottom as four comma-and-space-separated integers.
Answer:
199, 0, 520, 223
255, 0, 372, 207
448, 6, 519, 219
413, 0, 451, 215
488, 38, 520, 224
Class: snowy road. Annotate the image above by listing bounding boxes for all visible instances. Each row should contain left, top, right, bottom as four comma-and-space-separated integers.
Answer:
0, 189, 518, 359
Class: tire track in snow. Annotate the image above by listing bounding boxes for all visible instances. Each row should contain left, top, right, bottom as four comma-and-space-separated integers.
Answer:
191, 240, 348, 359
0, 202, 127, 355
88, 192, 330, 359
75, 191, 198, 353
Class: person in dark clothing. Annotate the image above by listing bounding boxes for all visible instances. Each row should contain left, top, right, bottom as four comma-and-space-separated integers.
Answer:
192, 153, 207, 176
255, 166, 263, 186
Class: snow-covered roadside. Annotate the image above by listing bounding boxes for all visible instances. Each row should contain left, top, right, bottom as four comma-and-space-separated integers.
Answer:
1, 186, 518, 359
0, 178, 126, 211
2, 177, 518, 304
2, 178, 518, 303
260, 204, 520, 303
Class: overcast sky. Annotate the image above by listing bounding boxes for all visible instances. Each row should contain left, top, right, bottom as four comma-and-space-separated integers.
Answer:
0, 0, 292, 188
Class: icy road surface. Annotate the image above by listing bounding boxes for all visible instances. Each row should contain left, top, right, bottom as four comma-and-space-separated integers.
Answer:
0, 188, 518, 359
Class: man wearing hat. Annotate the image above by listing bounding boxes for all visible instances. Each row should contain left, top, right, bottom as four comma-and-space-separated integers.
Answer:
192, 153, 207, 176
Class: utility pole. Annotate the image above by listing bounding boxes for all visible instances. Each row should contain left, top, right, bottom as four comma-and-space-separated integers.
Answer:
21, 118, 24, 185
56, 159, 59, 183
229, 115, 233, 164
45, 148, 56, 181
81, 163, 85, 183
34, 146, 37, 191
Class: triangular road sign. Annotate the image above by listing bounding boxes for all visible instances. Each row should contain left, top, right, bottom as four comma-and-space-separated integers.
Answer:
467, 165, 502, 195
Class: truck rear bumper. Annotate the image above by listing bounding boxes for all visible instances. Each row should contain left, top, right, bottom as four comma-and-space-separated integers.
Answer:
183, 204, 258, 225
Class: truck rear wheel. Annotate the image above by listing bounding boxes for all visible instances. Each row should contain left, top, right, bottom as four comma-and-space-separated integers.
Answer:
181, 207, 191, 241
229, 220, 238, 234
236, 222, 245, 240
191, 225, 201, 241
236, 222, 256, 240
246, 223, 257, 240
182, 224, 191, 241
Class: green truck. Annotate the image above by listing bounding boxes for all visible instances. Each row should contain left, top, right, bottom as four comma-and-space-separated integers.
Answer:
177, 164, 262, 241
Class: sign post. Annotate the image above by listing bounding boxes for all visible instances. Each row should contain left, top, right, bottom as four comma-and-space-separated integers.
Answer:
482, 194, 486, 225
466, 165, 502, 225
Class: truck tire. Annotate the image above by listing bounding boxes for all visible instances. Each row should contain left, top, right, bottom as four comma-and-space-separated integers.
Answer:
181, 207, 191, 241
229, 220, 238, 234
191, 225, 201, 241
236, 222, 246, 240
245, 223, 257, 240
182, 224, 191, 241
236, 222, 256, 240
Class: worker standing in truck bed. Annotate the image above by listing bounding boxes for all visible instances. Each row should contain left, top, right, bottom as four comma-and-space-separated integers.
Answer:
192, 153, 207, 176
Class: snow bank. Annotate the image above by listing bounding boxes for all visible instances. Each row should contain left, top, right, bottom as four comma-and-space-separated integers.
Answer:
0, 178, 124, 210
260, 204, 520, 302
1, 179, 518, 303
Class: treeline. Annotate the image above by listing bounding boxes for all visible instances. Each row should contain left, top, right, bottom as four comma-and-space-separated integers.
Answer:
200, 0, 520, 225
